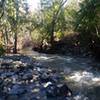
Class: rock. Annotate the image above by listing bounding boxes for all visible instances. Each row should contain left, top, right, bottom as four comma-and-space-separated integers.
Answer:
39, 70, 60, 83
0, 92, 7, 100
22, 73, 33, 81
45, 83, 72, 98
11, 75, 18, 83
50, 74, 61, 83
3, 78, 12, 88
45, 83, 59, 97
0, 78, 3, 85
1, 63, 10, 67
1, 72, 14, 78
8, 84, 27, 95
0, 78, 4, 90
1, 62, 12, 69
0, 59, 13, 67
59, 84, 72, 97
39, 73, 55, 83
7, 95, 18, 100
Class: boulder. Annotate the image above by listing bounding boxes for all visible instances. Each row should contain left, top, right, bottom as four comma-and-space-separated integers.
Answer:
45, 82, 72, 98
45, 83, 59, 97
59, 84, 72, 97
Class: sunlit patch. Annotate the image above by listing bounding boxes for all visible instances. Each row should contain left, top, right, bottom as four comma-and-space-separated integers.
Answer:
66, 71, 100, 86
38, 56, 49, 60
27, 0, 40, 11
33, 56, 49, 60
92, 77, 100, 82
92, 77, 100, 85
73, 94, 88, 100
13, 61, 22, 65
43, 82, 52, 88
32, 88, 40, 93
69, 71, 83, 82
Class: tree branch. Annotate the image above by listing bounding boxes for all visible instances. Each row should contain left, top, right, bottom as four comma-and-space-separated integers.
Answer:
0, 0, 6, 19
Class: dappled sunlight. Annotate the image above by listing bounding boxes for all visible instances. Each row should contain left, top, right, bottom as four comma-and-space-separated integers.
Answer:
32, 88, 40, 93
34, 56, 49, 60
66, 71, 100, 86
32, 54, 74, 63
33, 55, 74, 64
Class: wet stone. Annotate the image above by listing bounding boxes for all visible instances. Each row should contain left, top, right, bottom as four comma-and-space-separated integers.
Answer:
1, 72, 15, 78
6, 95, 18, 100
0, 55, 73, 100
8, 84, 27, 95
0, 63, 12, 69
22, 73, 33, 81
0, 59, 13, 67
45, 82, 72, 98
39, 73, 53, 83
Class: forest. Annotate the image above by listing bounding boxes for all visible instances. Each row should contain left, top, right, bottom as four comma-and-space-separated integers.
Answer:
0, 0, 100, 100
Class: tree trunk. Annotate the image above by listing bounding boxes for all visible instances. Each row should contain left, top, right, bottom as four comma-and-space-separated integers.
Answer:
5, 29, 8, 44
4, 28, 9, 52
13, 0, 19, 53
13, 32, 17, 53
50, 21, 55, 47
50, 0, 68, 47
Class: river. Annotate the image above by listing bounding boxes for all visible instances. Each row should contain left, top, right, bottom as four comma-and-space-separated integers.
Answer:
19, 47, 100, 100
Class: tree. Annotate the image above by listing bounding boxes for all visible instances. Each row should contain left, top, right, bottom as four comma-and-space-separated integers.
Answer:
38, 0, 68, 47
0, 0, 30, 53
74, 0, 100, 55
0, 0, 6, 19
75, 0, 100, 37
13, 0, 19, 53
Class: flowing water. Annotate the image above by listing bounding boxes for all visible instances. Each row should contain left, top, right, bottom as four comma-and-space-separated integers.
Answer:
20, 48, 100, 100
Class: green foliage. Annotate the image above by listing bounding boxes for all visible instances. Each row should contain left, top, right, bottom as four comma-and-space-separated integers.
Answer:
2, 0, 100, 54
32, 0, 68, 45
75, 0, 100, 37
64, 3, 77, 34
0, 0, 30, 53
74, 0, 100, 53
56, 30, 64, 39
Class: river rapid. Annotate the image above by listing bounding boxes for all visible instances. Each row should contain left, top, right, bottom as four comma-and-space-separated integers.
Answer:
19, 47, 100, 100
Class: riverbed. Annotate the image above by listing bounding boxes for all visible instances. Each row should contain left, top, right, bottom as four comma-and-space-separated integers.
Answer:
0, 48, 100, 100
19, 48, 100, 100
